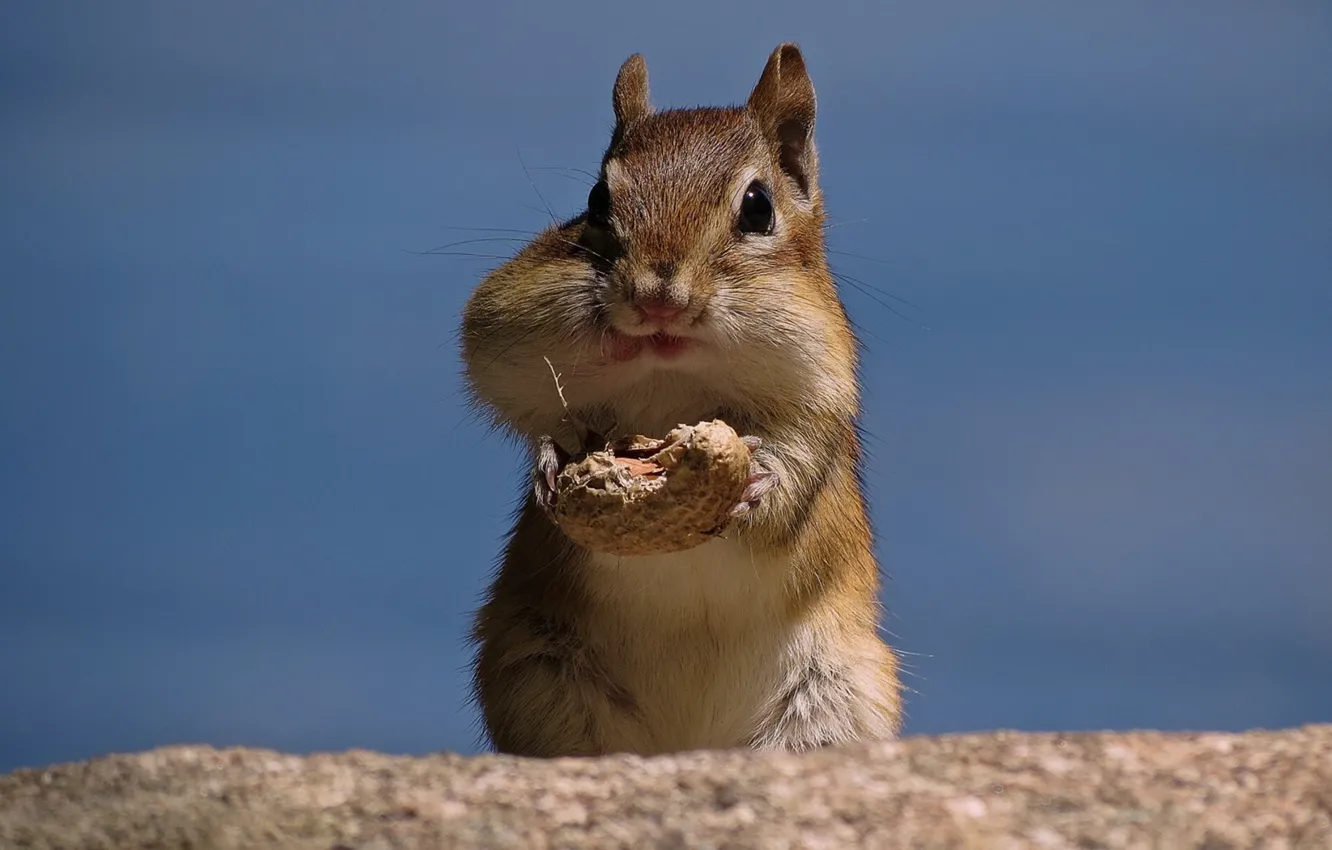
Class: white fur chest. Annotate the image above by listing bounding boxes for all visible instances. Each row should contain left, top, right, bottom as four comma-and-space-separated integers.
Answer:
579, 535, 806, 752
584, 534, 786, 626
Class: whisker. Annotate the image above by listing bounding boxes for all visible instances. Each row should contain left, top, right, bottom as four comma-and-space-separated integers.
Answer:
545, 172, 596, 187
412, 250, 517, 261
830, 268, 918, 310
822, 217, 871, 231
436, 226, 543, 236
412, 236, 530, 254
515, 146, 558, 224
528, 168, 596, 188
547, 235, 610, 266
529, 165, 601, 182
828, 249, 894, 265
517, 201, 555, 218
832, 273, 915, 324
846, 314, 887, 347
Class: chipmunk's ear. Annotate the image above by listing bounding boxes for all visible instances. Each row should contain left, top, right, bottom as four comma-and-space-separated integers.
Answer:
613, 54, 653, 126
747, 43, 818, 198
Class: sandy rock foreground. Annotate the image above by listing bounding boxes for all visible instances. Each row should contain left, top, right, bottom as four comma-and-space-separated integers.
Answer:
2, 726, 1329, 849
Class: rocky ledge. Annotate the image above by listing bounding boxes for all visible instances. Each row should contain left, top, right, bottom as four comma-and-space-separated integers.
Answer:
2, 726, 1329, 849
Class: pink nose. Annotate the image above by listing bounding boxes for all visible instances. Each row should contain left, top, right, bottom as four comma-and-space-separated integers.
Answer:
635, 298, 685, 323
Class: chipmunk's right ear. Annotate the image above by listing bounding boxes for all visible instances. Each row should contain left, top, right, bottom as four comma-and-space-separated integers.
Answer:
612, 54, 653, 126
748, 43, 818, 198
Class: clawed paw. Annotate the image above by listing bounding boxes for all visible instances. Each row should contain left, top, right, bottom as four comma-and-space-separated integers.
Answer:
729, 436, 780, 519
533, 435, 569, 518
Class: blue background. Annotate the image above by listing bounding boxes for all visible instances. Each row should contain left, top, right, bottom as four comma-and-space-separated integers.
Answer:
3, 1, 1329, 773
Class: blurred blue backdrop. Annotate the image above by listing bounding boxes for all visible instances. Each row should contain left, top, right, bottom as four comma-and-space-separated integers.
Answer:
2, 2, 1329, 773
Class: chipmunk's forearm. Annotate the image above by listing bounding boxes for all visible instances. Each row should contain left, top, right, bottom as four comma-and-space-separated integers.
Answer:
739, 417, 865, 550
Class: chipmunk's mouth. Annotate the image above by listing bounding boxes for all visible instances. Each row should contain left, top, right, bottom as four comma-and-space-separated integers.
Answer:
604, 330, 694, 362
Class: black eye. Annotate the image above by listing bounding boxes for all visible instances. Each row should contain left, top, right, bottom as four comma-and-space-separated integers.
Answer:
587, 180, 611, 227
737, 181, 774, 235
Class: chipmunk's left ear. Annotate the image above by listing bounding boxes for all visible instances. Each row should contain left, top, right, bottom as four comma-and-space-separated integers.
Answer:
613, 53, 653, 126
747, 43, 818, 198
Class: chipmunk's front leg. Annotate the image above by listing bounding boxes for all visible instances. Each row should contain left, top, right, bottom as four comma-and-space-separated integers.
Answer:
724, 419, 855, 549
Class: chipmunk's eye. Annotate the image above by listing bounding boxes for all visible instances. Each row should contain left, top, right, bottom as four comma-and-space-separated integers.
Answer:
587, 180, 612, 227
737, 181, 774, 235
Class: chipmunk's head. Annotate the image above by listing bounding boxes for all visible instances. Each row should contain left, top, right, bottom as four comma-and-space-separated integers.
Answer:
462, 45, 858, 441
583, 44, 832, 363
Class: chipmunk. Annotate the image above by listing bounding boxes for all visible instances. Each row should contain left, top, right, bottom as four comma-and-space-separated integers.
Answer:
459, 43, 902, 757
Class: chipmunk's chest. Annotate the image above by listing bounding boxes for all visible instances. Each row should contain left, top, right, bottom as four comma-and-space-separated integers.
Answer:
579, 537, 799, 752
583, 535, 785, 626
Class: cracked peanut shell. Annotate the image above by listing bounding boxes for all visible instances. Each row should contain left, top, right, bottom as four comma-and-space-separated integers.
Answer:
552, 420, 751, 557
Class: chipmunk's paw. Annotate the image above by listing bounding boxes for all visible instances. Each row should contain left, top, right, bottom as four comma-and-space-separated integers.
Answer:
729, 436, 780, 519
532, 436, 569, 518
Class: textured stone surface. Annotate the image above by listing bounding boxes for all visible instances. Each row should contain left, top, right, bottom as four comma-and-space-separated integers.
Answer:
3, 726, 1330, 849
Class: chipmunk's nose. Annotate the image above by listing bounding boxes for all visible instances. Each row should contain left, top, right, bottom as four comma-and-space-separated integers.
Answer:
634, 297, 686, 324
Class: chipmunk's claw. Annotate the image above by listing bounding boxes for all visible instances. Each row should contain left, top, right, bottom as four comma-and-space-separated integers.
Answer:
730, 471, 780, 517
533, 436, 568, 518
729, 438, 779, 518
